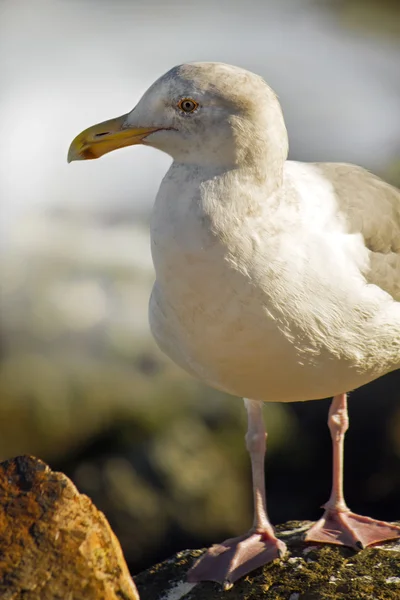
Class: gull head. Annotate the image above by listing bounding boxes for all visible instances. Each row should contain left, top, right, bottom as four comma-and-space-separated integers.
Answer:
68, 62, 288, 169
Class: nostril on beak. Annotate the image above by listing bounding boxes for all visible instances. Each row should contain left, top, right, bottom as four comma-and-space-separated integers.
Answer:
94, 131, 110, 138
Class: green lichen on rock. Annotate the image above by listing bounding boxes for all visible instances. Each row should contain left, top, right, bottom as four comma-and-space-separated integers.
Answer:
135, 521, 400, 600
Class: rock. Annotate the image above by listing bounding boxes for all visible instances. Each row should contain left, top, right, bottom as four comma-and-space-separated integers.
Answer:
0, 455, 139, 600
134, 521, 400, 600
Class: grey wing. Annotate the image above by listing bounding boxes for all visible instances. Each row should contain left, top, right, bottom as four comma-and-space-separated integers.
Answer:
316, 163, 400, 302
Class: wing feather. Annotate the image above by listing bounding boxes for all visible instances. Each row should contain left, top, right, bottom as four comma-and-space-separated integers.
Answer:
316, 163, 400, 301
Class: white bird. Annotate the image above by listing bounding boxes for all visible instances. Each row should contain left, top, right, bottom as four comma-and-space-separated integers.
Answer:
68, 62, 400, 588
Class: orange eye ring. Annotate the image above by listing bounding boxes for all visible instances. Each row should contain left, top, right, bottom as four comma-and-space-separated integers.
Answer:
177, 98, 199, 113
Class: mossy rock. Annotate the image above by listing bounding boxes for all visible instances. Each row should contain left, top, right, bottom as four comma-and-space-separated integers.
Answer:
0, 455, 139, 600
135, 521, 400, 600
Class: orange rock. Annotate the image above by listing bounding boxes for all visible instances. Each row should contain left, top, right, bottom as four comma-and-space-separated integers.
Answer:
0, 455, 140, 600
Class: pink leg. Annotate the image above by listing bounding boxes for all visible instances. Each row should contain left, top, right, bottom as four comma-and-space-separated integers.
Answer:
306, 393, 400, 549
187, 399, 286, 588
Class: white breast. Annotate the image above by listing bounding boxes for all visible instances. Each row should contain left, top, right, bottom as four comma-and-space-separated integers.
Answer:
148, 162, 400, 403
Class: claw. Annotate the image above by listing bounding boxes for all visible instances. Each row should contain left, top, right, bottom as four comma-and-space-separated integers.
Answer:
223, 581, 234, 591
354, 540, 364, 551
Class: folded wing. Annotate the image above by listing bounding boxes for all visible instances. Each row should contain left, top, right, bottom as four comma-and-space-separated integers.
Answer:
317, 163, 400, 301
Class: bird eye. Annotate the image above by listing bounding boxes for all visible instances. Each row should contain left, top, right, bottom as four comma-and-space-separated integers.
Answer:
177, 98, 199, 114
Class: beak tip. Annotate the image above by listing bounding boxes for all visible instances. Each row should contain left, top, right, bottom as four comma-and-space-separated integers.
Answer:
67, 144, 85, 163
67, 145, 77, 164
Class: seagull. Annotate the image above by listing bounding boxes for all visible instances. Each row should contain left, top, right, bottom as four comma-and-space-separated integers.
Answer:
68, 62, 400, 588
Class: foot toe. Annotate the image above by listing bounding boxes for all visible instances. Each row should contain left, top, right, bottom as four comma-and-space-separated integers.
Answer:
306, 510, 400, 550
187, 532, 286, 585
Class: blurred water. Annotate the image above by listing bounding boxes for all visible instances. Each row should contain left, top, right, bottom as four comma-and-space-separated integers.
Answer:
1, 0, 400, 246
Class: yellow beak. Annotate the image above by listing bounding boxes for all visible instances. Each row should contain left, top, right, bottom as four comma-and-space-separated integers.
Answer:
67, 113, 161, 162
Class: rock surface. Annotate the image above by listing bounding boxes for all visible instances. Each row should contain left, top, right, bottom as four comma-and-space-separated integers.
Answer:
0, 455, 139, 600
134, 521, 400, 600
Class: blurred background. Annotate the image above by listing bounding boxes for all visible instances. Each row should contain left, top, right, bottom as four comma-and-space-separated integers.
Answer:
1, 0, 400, 576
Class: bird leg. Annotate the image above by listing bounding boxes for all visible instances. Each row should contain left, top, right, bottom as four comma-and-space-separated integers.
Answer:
306, 393, 400, 549
187, 398, 286, 589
